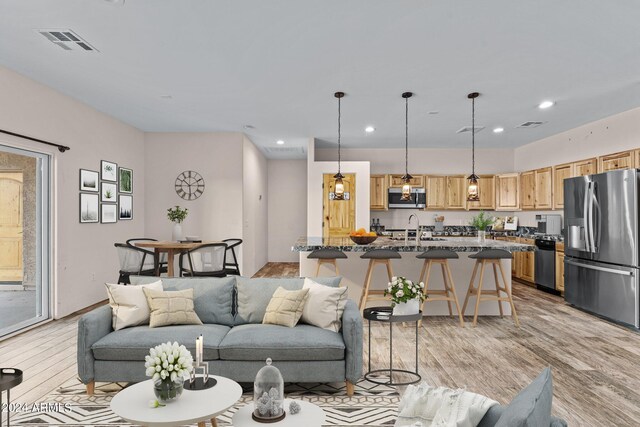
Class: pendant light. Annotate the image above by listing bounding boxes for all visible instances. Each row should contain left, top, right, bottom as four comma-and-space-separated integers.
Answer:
401, 92, 414, 201
333, 91, 345, 200
466, 92, 480, 202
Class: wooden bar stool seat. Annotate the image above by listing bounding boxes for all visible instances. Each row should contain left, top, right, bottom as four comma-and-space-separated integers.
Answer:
417, 249, 464, 327
462, 249, 520, 327
359, 249, 401, 312
307, 248, 347, 276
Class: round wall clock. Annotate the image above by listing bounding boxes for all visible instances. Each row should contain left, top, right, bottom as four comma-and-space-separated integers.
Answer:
175, 170, 205, 200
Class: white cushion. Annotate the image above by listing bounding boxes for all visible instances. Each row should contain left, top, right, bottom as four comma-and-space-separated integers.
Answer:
105, 280, 163, 330
301, 278, 348, 332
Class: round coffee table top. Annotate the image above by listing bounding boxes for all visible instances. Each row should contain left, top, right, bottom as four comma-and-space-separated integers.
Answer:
110, 376, 241, 427
232, 399, 325, 427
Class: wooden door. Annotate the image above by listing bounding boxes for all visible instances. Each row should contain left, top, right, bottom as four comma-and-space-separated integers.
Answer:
598, 150, 634, 172
553, 163, 574, 210
425, 175, 446, 209
495, 173, 520, 211
323, 173, 356, 238
445, 175, 466, 210
520, 171, 535, 210
574, 158, 597, 176
370, 175, 387, 210
388, 174, 424, 188
0, 172, 24, 282
467, 175, 496, 210
534, 167, 553, 209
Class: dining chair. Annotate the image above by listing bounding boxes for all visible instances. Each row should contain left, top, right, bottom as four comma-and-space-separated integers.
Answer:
179, 243, 228, 277
222, 238, 242, 276
126, 238, 168, 275
114, 243, 157, 284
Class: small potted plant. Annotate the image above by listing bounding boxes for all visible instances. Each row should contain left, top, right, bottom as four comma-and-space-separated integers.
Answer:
384, 276, 426, 316
145, 341, 193, 404
469, 211, 494, 243
167, 206, 188, 242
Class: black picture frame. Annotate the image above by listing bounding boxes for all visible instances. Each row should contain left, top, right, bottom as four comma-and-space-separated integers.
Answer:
101, 203, 118, 224
119, 195, 133, 220
118, 167, 133, 194
79, 169, 99, 192
101, 160, 118, 182
101, 182, 117, 203
79, 193, 99, 223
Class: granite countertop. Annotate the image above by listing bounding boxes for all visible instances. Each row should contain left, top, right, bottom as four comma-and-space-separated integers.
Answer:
292, 236, 536, 253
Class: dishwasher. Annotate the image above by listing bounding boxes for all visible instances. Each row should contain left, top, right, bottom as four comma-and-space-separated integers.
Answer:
534, 238, 557, 292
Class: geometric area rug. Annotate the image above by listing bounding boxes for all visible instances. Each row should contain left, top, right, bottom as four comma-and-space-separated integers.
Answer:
11, 378, 401, 426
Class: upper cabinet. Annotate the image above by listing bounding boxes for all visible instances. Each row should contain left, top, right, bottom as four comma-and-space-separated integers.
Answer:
553, 163, 574, 210
425, 175, 446, 209
467, 175, 496, 210
370, 174, 388, 210
388, 174, 424, 188
520, 171, 536, 210
445, 175, 467, 210
495, 173, 520, 211
534, 167, 553, 209
573, 158, 597, 176
598, 150, 634, 173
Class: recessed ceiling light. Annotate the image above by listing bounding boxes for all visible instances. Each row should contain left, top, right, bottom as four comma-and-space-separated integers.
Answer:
538, 100, 555, 109
160, 95, 172, 99
243, 125, 255, 130
428, 111, 439, 115
365, 126, 375, 133
493, 127, 504, 133
276, 140, 285, 145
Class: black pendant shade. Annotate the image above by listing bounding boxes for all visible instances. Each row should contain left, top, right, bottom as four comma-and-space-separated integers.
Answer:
467, 92, 480, 202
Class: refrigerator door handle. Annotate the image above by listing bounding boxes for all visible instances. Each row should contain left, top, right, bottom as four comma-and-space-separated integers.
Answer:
583, 181, 591, 252
565, 259, 634, 276
587, 181, 597, 252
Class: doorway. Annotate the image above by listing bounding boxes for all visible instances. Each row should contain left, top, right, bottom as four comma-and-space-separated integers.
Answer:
322, 173, 356, 238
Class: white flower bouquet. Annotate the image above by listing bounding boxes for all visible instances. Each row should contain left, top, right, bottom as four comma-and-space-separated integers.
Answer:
145, 341, 194, 404
384, 276, 426, 307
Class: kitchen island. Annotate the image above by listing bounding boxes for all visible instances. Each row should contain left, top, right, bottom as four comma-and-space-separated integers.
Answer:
294, 236, 535, 317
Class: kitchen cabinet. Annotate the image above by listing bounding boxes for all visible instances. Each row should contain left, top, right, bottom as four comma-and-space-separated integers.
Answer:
520, 171, 536, 210
445, 175, 467, 210
556, 242, 565, 294
598, 150, 634, 173
507, 237, 519, 276
467, 175, 496, 210
425, 175, 446, 209
495, 173, 520, 211
635, 149, 640, 169
370, 174, 388, 210
553, 163, 574, 210
535, 167, 553, 210
573, 158, 597, 177
388, 174, 424, 188
517, 237, 535, 284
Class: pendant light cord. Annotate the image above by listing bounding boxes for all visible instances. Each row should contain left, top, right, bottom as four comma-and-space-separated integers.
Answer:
337, 95, 341, 174
471, 95, 475, 175
405, 96, 409, 176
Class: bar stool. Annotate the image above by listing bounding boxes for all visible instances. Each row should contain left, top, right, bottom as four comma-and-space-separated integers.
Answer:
462, 249, 520, 327
307, 248, 347, 276
416, 249, 465, 327
359, 249, 401, 312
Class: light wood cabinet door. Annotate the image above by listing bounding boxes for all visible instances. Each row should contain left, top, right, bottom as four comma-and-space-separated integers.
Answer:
573, 158, 597, 176
553, 163, 574, 210
520, 171, 536, 210
425, 175, 446, 209
635, 149, 640, 169
518, 238, 535, 284
507, 237, 519, 277
598, 150, 634, 173
467, 175, 495, 210
496, 173, 520, 211
370, 174, 387, 210
388, 174, 424, 188
556, 252, 565, 294
534, 167, 553, 209
445, 175, 467, 210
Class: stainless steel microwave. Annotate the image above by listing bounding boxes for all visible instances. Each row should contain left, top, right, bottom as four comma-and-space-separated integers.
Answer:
388, 188, 426, 209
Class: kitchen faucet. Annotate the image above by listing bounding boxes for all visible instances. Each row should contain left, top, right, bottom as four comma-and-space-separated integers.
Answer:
405, 214, 420, 245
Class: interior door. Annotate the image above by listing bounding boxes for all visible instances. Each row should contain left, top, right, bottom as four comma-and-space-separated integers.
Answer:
323, 173, 355, 238
0, 171, 23, 282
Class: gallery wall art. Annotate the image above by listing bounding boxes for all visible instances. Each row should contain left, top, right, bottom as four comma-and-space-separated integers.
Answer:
80, 161, 133, 224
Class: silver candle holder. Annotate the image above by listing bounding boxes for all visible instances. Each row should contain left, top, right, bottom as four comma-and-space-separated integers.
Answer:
184, 335, 217, 390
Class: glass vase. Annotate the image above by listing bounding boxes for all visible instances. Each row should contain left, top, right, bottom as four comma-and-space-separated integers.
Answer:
477, 230, 487, 243
153, 378, 184, 404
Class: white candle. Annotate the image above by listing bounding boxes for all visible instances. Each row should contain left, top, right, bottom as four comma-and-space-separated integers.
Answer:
196, 335, 203, 365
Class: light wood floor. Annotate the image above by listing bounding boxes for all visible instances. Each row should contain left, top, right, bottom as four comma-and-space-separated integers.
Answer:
2, 263, 640, 426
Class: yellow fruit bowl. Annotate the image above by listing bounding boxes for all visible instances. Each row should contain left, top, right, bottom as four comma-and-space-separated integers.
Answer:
349, 235, 378, 245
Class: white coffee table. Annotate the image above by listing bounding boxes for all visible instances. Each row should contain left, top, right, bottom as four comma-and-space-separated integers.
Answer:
232, 399, 326, 427
110, 375, 242, 427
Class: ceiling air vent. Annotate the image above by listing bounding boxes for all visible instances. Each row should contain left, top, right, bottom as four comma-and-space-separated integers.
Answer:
517, 121, 545, 128
36, 29, 98, 52
263, 146, 306, 155
456, 126, 484, 134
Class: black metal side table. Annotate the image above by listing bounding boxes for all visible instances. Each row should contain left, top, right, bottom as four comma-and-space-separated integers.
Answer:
363, 307, 422, 386
0, 368, 23, 427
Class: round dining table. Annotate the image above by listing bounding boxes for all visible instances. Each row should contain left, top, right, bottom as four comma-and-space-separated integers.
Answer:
134, 241, 217, 277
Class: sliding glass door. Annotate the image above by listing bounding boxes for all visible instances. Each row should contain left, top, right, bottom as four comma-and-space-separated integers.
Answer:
0, 144, 50, 338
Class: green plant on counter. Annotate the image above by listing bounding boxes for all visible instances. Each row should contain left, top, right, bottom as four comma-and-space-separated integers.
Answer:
167, 206, 188, 223
469, 211, 494, 231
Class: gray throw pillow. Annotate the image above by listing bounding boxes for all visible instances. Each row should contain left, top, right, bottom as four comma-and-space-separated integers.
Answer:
495, 368, 553, 427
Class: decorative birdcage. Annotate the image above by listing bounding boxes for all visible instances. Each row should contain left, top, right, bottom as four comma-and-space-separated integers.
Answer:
253, 358, 285, 422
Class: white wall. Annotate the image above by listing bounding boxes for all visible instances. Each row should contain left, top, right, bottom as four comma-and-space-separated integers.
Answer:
242, 136, 268, 276
0, 65, 146, 318
267, 159, 307, 262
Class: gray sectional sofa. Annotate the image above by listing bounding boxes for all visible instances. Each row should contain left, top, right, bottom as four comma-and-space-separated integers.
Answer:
77, 275, 363, 396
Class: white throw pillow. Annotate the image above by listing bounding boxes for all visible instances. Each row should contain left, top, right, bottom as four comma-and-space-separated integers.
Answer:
105, 280, 163, 330
301, 278, 348, 332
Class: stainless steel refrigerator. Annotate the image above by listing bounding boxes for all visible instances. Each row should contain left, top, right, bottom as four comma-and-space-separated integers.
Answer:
564, 169, 639, 328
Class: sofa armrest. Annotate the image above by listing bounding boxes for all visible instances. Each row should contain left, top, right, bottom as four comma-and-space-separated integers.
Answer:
77, 305, 113, 384
341, 299, 363, 384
